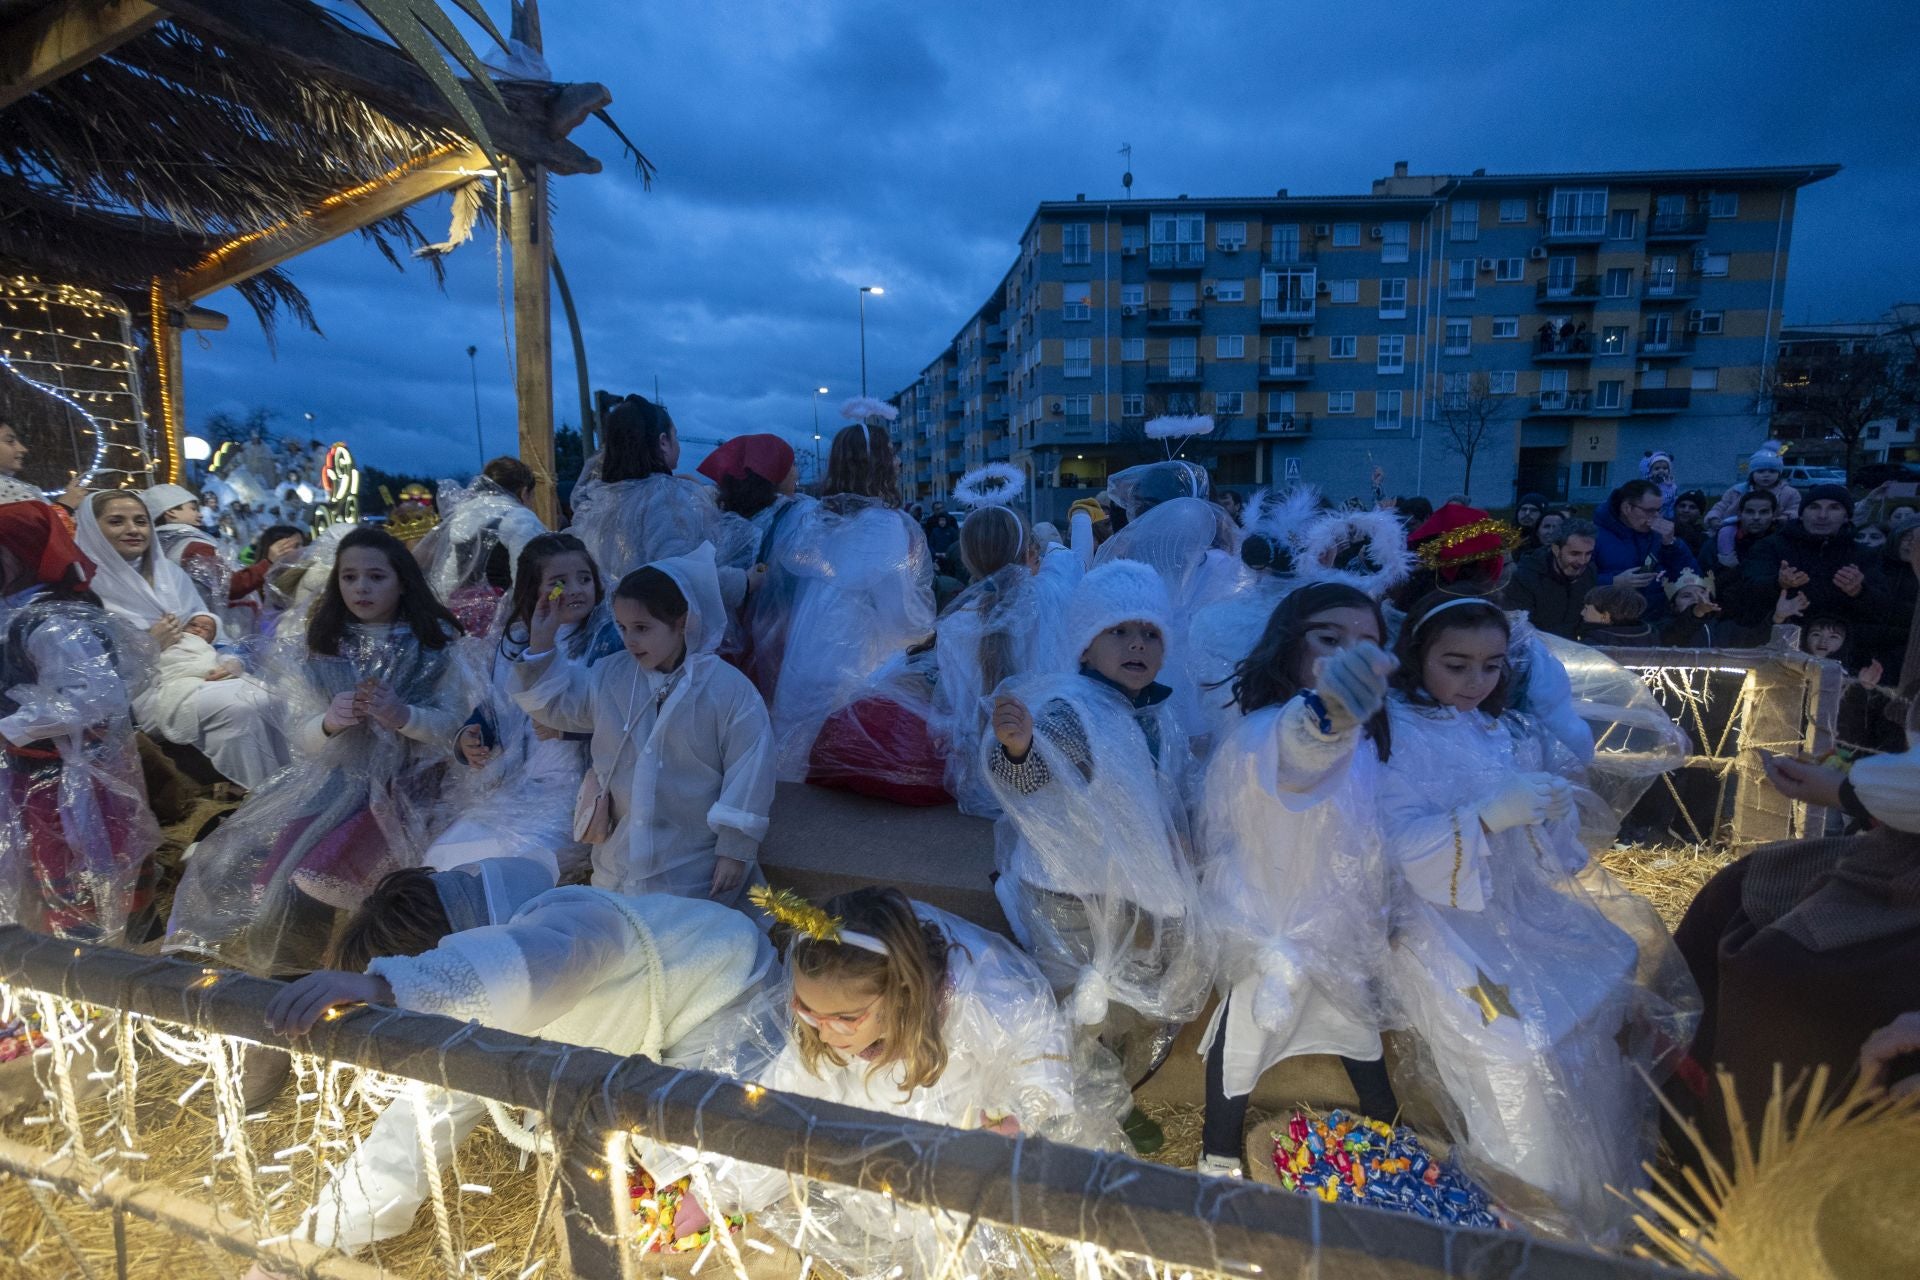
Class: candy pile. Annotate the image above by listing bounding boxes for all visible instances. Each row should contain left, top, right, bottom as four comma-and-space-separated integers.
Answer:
0, 1017, 44, 1064
1271, 1109, 1500, 1227
629, 1167, 745, 1254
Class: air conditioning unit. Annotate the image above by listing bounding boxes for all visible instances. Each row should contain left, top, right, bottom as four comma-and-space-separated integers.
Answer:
1050, 402, 1063, 415
1313, 223, 1331, 237
1529, 246, 1548, 260
1218, 239, 1243, 253
1369, 225, 1384, 240
1121, 304, 1138, 317
1315, 282, 1331, 296
1479, 257, 1497, 272
1203, 285, 1216, 298
1535, 197, 1548, 215
1122, 244, 1139, 257
1692, 247, 1710, 267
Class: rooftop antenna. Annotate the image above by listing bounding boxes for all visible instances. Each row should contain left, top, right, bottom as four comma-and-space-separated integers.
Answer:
1119, 143, 1133, 198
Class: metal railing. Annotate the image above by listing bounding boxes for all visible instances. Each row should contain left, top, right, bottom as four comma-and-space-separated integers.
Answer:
1147, 242, 1206, 267
1259, 356, 1314, 380
1531, 389, 1592, 414
1146, 361, 1205, 383
1263, 411, 1313, 434
1647, 210, 1709, 239
1536, 275, 1602, 302
1259, 297, 1316, 322
1146, 306, 1203, 325
1638, 330, 1697, 357
1533, 333, 1595, 358
1545, 214, 1607, 239
1632, 387, 1693, 412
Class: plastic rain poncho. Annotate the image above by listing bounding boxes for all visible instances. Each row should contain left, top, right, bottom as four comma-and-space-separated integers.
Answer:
1196, 699, 1395, 1098
510, 543, 775, 901
981, 671, 1211, 1080
654, 902, 1127, 1280
568, 453, 750, 582
1372, 695, 1698, 1241
413, 476, 547, 621
0, 591, 159, 942
308, 877, 773, 1251
763, 496, 935, 780
930, 547, 1083, 815
165, 621, 475, 973
1530, 630, 1688, 842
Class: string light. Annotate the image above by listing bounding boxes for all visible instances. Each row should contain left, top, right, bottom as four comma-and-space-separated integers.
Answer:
149, 277, 181, 483
0, 277, 152, 489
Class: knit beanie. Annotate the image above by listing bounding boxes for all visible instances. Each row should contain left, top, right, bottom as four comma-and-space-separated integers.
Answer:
140, 483, 200, 521
1066, 560, 1172, 661
1804, 483, 1853, 511
1748, 450, 1784, 475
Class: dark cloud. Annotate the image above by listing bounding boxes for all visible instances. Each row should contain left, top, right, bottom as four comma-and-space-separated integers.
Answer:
183, 0, 1920, 476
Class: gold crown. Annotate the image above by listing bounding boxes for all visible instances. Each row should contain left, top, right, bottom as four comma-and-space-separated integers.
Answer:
1414, 517, 1521, 570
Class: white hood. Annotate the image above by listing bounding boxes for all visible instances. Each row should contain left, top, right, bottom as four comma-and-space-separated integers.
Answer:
648, 540, 727, 657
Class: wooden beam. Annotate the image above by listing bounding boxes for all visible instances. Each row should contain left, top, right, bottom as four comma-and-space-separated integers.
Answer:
0, 0, 160, 111
172, 142, 491, 303
508, 160, 558, 528
157, 0, 602, 176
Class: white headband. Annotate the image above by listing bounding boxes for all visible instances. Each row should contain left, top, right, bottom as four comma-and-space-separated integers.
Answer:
838, 931, 889, 956
1411, 595, 1502, 636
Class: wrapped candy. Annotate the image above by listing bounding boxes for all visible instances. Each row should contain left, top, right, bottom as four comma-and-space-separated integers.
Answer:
1269, 1110, 1500, 1228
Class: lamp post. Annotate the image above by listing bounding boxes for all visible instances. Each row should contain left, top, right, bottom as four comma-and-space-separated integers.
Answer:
858, 286, 883, 397
812, 386, 828, 478
466, 344, 484, 470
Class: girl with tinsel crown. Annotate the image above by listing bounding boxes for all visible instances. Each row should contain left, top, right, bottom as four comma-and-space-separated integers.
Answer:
510, 542, 775, 904
645, 884, 1126, 1279
165, 527, 476, 975
982, 560, 1212, 1091
1365, 592, 1696, 1240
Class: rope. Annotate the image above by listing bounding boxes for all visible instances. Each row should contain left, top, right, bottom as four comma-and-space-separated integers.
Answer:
410, 1080, 461, 1280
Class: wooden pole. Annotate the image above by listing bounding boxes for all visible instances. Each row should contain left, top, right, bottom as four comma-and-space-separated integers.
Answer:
507, 159, 557, 528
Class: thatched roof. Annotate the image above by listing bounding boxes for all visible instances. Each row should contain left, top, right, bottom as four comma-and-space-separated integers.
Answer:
0, 0, 618, 334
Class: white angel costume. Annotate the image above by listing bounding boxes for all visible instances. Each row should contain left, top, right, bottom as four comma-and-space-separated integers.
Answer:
653, 902, 1126, 1280
511, 543, 775, 901
413, 475, 547, 601
763, 495, 935, 779
568, 453, 751, 581
1374, 694, 1694, 1240
304, 862, 774, 1253
73, 493, 287, 789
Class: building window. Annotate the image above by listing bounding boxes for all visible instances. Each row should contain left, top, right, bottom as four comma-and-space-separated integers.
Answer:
1327, 391, 1355, 414
1063, 338, 1092, 378
1268, 225, 1302, 262
1495, 257, 1525, 281
1215, 391, 1244, 415
1709, 191, 1739, 218
1489, 370, 1517, 394
1696, 311, 1724, 334
1213, 278, 1245, 302
1579, 460, 1610, 488
1699, 251, 1731, 277
1603, 267, 1634, 298
1375, 389, 1404, 430
1328, 334, 1357, 359
1121, 283, 1144, 307
1149, 214, 1205, 265
1062, 223, 1092, 265
1377, 334, 1405, 373
1122, 337, 1145, 362
1450, 201, 1480, 242
1492, 316, 1519, 339
1062, 283, 1091, 321
1499, 197, 1528, 223
1216, 334, 1244, 359
1168, 336, 1198, 376
1121, 225, 1145, 252
1447, 259, 1476, 299
1691, 367, 1720, 390
1062, 394, 1092, 426
1444, 318, 1471, 354
1329, 278, 1359, 304
1379, 277, 1408, 318
1442, 371, 1470, 408
1215, 220, 1247, 250
1549, 186, 1608, 235
1595, 380, 1623, 410
1122, 393, 1144, 417
1609, 209, 1638, 240
1332, 222, 1361, 246
1381, 221, 1410, 263
1601, 324, 1629, 355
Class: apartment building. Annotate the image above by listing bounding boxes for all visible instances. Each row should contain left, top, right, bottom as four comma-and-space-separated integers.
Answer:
891, 162, 1838, 522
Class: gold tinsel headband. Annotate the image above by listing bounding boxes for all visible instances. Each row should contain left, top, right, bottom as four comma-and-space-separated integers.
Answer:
749, 885, 888, 956
1413, 517, 1522, 570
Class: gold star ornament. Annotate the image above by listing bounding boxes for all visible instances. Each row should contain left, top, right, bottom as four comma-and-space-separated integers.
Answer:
1460, 969, 1518, 1025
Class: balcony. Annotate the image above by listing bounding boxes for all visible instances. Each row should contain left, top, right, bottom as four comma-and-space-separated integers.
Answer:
1637, 330, 1697, 358
1263, 245, 1318, 266
1529, 390, 1592, 416
1259, 297, 1317, 324
985, 322, 1008, 349
1631, 387, 1693, 414
986, 397, 1010, 423
1643, 271, 1703, 301
944, 401, 962, 417
944, 425, 964, 446
987, 360, 1009, 385
1258, 356, 1314, 381
1146, 360, 1205, 385
1148, 242, 1206, 271
1146, 305, 1204, 327
1536, 275, 1602, 304
1532, 333, 1595, 361
1261, 411, 1313, 436
1544, 214, 1608, 242
988, 438, 1011, 461
1647, 210, 1710, 241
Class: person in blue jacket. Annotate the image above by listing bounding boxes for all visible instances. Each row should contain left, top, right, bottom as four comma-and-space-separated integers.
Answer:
1591, 479, 1698, 620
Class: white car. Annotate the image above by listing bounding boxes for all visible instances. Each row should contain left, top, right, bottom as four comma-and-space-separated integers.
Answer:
1780, 464, 1848, 487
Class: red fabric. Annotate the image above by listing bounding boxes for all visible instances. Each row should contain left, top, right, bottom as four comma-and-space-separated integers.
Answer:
806, 697, 952, 807
1408, 503, 1507, 583
697, 434, 796, 487
448, 583, 503, 636
270, 807, 395, 911
8, 760, 150, 935
0, 501, 93, 591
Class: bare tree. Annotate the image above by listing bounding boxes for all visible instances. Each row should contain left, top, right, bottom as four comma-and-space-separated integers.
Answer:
1768, 340, 1920, 480
1434, 371, 1509, 497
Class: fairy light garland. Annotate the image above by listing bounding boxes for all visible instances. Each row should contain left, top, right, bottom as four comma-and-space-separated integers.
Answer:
0, 277, 153, 489
148, 276, 181, 484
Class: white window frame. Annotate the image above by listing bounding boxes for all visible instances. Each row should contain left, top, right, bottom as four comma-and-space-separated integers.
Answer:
1375, 389, 1404, 430
1062, 223, 1092, 265
1495, 257, 1525, 281
1377, 334, 1406, 373
1444, 318, 1472, 354
1498, 197, 1528, 223
1489, 371, 1517, 395
1379, 277, 1408, 318
1381, 221, 1410, 263
1492, 317, 1519, 339
1602, 267, 1634, 298
1580, 460, 1610, 488
1600, 324, 1630, 355
1329, 278, 1359, 304
1215, 334, 1244, 359
1328, 335, 1357, 359
1120, 225, 1145, 252
1061, 283, 1091, 321
1700, 252, 1731, 277
1063, 337, 1092, 378
1697, 311, 1724, 335
1450, 200, 1480, 242
1549, 186, 1608, 235
1215, 220, 1247, 250
1327, 390, 1355, 415
1213, 278, 1245, 302
1447, 259, 1476, 299
1215, 390, 1244, 415
1120, 283, 1145, 307
1332, 222, 1361, 246
1121, 337, 1145, 362
1610, 208, 1637, 240
1594, 380, 1623, 410
1121, 393, 1144, 417
1709, 191, 1739, 218
1691, 367, 1720, 391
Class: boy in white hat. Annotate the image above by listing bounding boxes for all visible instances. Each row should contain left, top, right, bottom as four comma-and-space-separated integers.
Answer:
982, 560, 1211, 1096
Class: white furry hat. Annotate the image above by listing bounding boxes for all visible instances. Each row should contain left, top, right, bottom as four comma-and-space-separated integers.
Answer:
1066, 560, 1173, 661
140, 483, 200, 521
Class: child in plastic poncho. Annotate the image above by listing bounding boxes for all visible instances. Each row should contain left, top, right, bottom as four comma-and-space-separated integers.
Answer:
646, 886, 1127, 1280
74, 490, 289, 790
1195, 582, 1402, 1177
423, 533, 617, 884
243, 858, 772, 1270
511, 542, 775, 904
411, 466, 549, 634
0, 502, 159, 941
165, 528, 476, 975
1369, 592, 1697, 1242
983, 560, 1211, 1086
929, 501, 1088, 816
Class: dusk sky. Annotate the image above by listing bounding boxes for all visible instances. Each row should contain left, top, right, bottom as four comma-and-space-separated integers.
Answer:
184, 0, 1920, 478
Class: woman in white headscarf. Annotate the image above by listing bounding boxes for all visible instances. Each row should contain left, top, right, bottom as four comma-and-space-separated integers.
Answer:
73, 491, 287, 789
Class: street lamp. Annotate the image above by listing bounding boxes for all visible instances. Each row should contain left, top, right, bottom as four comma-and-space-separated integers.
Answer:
465, 344, 484, 470
858, 286, 884, 397
812, 386, 829, 476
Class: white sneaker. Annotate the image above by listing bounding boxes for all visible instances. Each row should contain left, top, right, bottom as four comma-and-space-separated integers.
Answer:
1196, 1153, 1243, 1179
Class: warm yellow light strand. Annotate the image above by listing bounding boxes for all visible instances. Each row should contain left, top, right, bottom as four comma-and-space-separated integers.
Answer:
148, 277, 180, 484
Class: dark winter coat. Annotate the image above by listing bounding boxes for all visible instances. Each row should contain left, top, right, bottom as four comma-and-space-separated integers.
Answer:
1496, 546, 1594, 640
1725, 520, 1891, 632
1591, 505, 1698, 620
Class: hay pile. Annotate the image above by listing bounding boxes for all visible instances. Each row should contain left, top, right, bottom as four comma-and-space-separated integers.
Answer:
1601, 841, 1739, 928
